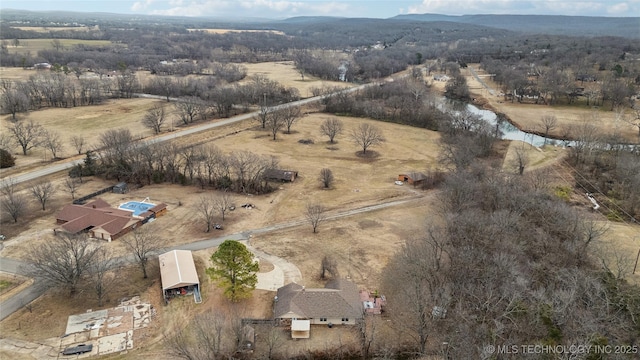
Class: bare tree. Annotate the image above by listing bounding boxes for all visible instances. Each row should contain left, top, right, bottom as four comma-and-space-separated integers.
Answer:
358, 315, 379, 359
1, 178, 26, 222
51, 39, 64, 51
142, 103, 166, 134
350, 123, 385, 155
64, 176, 81, 200
320, 168, 334, 189
511, 144, 529, 175
41, 129, 64, 159
626, 105, 640, 140
174, 97, 200, 125
381, 226, 449, 355
30, 180, 56, 211
539, 114, 557, 146
196, 194, 217, 232
27, 233, 100, 296
7, 119, 44, 155
164, 309, 228, 360
121, 227, 163, 279
0, 88, 30, 120
306, 203, 327, 233
282, 106, 301, 134
88, 247, 118, 306
255, 97, 270, 129
0, 132, 14, 150
214, 190, 233, 221
266, 109, 284, 141
320, 117, 343, 143
320, 254, 339, 279
264, 327, 283, 359
69, 135, 86, 155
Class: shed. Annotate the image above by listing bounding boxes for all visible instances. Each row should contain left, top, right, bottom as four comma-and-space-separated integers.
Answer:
398, 172, 428, 186
264, 169, 298, 182
159, 250, 201, 303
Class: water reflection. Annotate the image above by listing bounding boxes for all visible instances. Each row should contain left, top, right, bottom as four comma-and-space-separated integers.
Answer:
439, 98, 571, 147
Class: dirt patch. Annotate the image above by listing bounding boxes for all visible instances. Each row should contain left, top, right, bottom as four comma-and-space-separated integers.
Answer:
240, 61, 352, 98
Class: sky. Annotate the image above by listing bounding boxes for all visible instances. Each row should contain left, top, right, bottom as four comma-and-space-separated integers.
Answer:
1, 0, 638, 19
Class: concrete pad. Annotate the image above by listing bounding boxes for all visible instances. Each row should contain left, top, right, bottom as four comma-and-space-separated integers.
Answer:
97, 331, 132, 355
60, 332, 90, 346
256, 265, 284, 291
65, 309, 108, 335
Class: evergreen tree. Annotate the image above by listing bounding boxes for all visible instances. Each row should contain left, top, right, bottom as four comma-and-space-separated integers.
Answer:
207, 240, 258, 302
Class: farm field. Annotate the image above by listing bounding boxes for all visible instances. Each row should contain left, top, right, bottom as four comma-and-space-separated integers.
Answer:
5, 39, 115, 55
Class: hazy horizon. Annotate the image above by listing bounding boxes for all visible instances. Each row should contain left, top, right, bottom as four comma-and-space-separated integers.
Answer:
1, 0, 638, 19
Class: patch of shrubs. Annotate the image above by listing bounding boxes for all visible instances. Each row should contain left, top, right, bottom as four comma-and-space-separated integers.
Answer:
0, 148, 15, 168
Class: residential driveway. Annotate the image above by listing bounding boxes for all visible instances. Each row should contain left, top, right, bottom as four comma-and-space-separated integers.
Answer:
246, 242, 301, 291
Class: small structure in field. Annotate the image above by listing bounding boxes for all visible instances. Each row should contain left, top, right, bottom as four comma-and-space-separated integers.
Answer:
159, 250, 202, 304
112, 182, 128, 194
264, 169, 298, 182
274, 279, 363, 338
398, 172, 427, 186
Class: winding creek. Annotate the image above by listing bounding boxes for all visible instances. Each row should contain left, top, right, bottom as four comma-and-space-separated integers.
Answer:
438, 98, 579, 147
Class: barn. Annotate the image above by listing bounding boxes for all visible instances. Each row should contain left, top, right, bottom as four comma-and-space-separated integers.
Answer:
398, 172, 428, 186
159, 250, 202, 304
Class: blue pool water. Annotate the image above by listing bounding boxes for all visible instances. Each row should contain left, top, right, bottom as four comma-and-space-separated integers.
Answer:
119, 201, 155, 216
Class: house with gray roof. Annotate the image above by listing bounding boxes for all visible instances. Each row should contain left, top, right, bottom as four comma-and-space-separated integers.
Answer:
274, 279, 363, 328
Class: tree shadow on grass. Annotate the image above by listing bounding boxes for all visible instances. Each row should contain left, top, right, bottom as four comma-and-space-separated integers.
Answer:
355, 150, 380, 161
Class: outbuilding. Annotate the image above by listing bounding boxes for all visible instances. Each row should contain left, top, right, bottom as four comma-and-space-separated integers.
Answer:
264, 169, 298, 182
398, 172, 428, 186
159, 250, 201, 304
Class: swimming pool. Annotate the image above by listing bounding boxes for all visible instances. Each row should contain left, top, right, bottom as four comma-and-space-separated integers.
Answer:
118, 201, 156, 217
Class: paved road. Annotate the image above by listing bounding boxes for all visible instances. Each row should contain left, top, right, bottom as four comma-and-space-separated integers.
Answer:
0, 195, 424, 321
0, 73, 404, 320
5, 82, 375, 186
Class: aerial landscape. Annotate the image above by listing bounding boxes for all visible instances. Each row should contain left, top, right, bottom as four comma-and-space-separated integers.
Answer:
0, 0, 639, 359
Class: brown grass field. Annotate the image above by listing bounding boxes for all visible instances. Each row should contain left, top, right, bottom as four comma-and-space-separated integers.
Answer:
11, 26, 95, 32
5, 39, 114, 56
1, 60, 639, 358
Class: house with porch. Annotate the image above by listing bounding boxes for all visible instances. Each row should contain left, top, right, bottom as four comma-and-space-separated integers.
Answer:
274, 279, 363, 338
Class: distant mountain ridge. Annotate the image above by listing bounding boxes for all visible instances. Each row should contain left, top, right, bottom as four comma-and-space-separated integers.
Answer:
1, 9, 637, 38
391, 13, 640, 38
